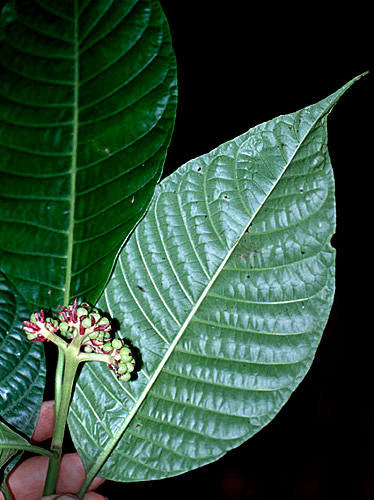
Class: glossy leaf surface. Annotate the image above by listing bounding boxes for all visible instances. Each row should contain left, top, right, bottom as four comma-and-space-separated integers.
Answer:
0, 272, 45, 437
0, 421, 30, 470
69, 77, 362, 484
0, 0, 177, 308
0, 420, 55, 470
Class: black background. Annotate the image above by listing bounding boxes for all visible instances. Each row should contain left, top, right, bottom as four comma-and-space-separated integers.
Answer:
85, 2, 371, 499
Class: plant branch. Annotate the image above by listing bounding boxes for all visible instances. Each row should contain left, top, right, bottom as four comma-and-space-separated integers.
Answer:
43, 348, 80, 496
54, 347, 65, 418
77, 351, 114, 364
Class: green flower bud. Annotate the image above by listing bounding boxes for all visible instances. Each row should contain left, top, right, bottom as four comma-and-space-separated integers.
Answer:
111, 338, 122, 350
59, 321, 69, 332
77, 307, 88, 317
83, 345, 93, 352
120, 346, 131, 358
81, 317, 92, 329
46, 318, 58, 328
30, 313, 38, 323
126, 362, 135, 373
89, 331, 99, 340
102, 342, 112, 353
117, 363, 128, 374
98, 317, 109, 326
90, 313, 101, 323
118, 372, 131, 382
27, 332, 38, 340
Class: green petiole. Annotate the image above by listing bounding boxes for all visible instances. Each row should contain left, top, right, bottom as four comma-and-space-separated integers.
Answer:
54, 347, 65, 419
43, 346, 80, 496
21, 299, 135, 496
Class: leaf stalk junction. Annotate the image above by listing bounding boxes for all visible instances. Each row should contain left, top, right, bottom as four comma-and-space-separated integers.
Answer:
21, 299, 136, 496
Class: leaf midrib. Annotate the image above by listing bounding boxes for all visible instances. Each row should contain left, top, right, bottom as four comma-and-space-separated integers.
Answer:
63, 0, 79, 306
79, 92, 339, 491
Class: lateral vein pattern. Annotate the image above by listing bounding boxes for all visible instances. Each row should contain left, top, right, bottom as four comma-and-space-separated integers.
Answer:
67, 79, 362, 482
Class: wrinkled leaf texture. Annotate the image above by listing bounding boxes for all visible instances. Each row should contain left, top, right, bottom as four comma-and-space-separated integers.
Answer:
69, 76, 364, 485
0, 271, 45, 485
0, 272, 45, 439
0, 0, 177, 309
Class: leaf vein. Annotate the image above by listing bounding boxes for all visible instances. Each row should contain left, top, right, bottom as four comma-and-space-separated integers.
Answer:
118, 254, 170, 346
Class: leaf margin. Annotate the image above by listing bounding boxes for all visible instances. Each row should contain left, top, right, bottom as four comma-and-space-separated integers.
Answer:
70, 73, 366, 489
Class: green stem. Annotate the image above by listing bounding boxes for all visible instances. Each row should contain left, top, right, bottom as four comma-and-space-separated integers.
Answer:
54, 347, 65, 418
77, 351, 114, 364
43, 348, 80, 496
0, 479, 13, 500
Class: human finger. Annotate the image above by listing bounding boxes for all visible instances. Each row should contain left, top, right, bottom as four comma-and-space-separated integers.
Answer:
37, 493, 106, 500
56, 454, 105, 493
0, 401, 55, 500
36, 496, 78, 500
0, 401, 57, 500
7, 454, 105, 500
0, 492, 104, 500
30, 400, 55, 443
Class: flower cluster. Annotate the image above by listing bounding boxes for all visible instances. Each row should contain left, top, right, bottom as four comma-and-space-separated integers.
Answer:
22, 299, 135, 382
57, 300, 112, 341
23, 308, 59, 342
102, 340, 136, 382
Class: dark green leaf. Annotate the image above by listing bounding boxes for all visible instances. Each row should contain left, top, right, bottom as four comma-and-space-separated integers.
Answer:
68, 75, 364, 485
0, 0, 177, 308
0, 272, 45, 437
0, 420, 56, 471
0, 420, 27, 472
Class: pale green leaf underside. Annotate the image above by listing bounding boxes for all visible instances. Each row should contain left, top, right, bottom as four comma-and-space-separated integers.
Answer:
69, 76, 362, 483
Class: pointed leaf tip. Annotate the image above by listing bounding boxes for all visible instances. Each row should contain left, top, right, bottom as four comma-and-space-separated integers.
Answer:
69, 79, 354, 483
